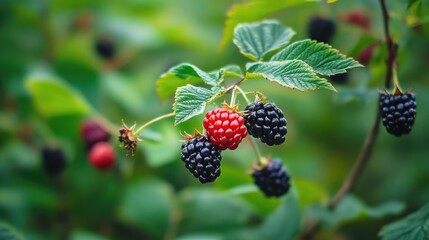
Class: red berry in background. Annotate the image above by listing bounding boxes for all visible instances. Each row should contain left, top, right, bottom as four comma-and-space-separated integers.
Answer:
203, 108, 247, 151
339, 10, 371, 30
81, 120, 111, 149
88, 142, 116, 170
357, 44, 376, 65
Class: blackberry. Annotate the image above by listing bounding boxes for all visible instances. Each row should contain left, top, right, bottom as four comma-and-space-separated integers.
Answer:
41, 146, 67, 175
329, 72, 349, 84
95, 37, 116, 59
308, 16, 336, 44
380, 92, 416, 136
244, 102, 287, 146
181, 136, 222, 183
81, 120, 111, 149
252, 159, 290, 197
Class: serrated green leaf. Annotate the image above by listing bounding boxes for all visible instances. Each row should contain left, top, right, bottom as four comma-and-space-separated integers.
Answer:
379, 203, 429, 240
233, 20, 295, 61
211, 65, 243, 78
173, 85, 223, 125
219, 0, 318, 50
156, 73, 204, 100
246, 60, 336, 91
25, 73, 90, 117
271, 39, 362, 76
0, 222, 25, 240
169, 63, 221, 86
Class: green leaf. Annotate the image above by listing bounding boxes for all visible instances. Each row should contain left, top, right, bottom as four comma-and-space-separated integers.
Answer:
173, 85, 223, 125
211, 65, 243, 78
0, 222, 25, 240
219, 0, 318, 50
293, 178, 328, 209
156, 63, 222, 99
259, 192, 301, 240
271, 39, 362, 76
179, 188, 255, 233
233, 20, 295, 61
379, 203, 429, 240
71, 230, 108, 240
118, 179, 175, 238
407, 0, 421, 9
246, 60, 336, 91
25, 73, 90, 117
308, 195, 405, 228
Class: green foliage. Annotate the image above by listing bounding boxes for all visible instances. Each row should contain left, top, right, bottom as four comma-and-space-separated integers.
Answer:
233, 20, 295, 61
308, 195, 405, 228
173, 85, 223, 125
246, 61, 336, 91
219, 0, 318, 49
25, 73, 91, 117
0, 222, 25, 240
293, 178, 328, 209
271, 39, 362, 75
118, 179, 175, 238
379, 203, 429, 240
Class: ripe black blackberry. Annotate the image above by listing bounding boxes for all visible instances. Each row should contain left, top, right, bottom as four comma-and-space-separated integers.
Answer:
41, 146, 67, 175
380, 92, 416, 136
95, 37, 116, 59
181, 136, 222, 183
329, 72, 349, 84
244, 102, 287, 146
308, 16, 336, 44
252, 159, 290, 197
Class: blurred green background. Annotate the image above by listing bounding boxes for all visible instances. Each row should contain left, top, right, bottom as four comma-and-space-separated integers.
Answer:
1, 0, 428, 239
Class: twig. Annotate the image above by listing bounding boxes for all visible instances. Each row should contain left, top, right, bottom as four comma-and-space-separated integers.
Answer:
298, 0, 396, 239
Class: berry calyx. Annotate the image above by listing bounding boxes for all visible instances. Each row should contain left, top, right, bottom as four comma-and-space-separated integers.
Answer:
252, 159, 291, 197
181, 135, 222, 183
307, 16, 336, 44
41, 145, 67, 175
203, 108, 247, 150
244, 102, 287, 146
380, 91, 416, 137
118, 120, 140, 156
81, 120, 111, 149
89, 142, 116, 170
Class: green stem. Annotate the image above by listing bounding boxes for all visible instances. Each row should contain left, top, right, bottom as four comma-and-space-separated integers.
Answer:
229, 86, 237, 106
133, 112, 175, 137
247, 137, 266, 166
236, 86, 251, 104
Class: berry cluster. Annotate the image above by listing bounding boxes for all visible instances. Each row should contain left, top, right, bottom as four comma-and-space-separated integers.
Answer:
179, 102, 290, 197
81, 120, 116, 170
380, 92, 417, 136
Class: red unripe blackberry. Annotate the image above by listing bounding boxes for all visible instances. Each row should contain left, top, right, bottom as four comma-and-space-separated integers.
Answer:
308, 16, 336, 44
181, 136, 222, 183
244, 102, 287, 146
41, 145, 67, 175
339, 11, 371, 29
252, 159, 291, 197
380, 92, 416, 136
88, 142, 116, 170
203, 108, 247, 150
81, 120, 111, 149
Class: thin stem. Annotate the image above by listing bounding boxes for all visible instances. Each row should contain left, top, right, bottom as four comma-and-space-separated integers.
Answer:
381, 0, 397, 89
133, 112, 175, 136
236, 86, 251, 104
224, 77, 246, 92
247, 137, 264, 165
230, 86, 237, 106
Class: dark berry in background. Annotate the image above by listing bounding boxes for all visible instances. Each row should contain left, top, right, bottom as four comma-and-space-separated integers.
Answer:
329, 72, 349, 84
181, 136, 222, 183
94, 37, 116, 59
41, 146, 67, 175
252, 159, 290, 197
244, 102, 287, 146
81, 120, 111, 149
380, 92, 416, 137
308, 16, 336, 44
